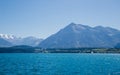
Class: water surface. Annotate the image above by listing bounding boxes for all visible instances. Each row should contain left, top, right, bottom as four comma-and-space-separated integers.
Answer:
0, 53, 120, 75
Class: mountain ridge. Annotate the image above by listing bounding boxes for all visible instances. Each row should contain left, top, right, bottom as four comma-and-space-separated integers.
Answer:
38, 23, 120, 48
0, 34, 43, 47
0, 23, 120, 48
0, 38, 12, 47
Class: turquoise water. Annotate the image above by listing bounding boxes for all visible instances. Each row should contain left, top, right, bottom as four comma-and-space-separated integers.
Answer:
0, 53, 120, 75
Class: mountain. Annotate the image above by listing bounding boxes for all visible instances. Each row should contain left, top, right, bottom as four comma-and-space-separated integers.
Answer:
0, 34, 43, 47
0, 38, 12, 47
114, 43, 120, 48
0, 34, 18, 40
0, 34, 22, 45
38, 23, 120, 48
16, 36, 43, 47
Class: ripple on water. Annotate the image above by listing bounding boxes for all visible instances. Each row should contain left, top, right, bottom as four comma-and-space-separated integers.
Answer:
0, 53, 120, 75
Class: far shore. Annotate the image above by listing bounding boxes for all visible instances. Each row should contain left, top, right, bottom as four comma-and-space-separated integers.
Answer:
0, 47, 120, 53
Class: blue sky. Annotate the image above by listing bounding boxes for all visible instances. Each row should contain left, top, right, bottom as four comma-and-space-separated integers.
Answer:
0, 0, 120, 38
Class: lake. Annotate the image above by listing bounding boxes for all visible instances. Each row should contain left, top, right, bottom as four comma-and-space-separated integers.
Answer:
0, 53, 120, 75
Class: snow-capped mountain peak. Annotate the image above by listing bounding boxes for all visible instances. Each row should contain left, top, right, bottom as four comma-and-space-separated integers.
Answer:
0, 34, 43, 47
0, 34, 17, 39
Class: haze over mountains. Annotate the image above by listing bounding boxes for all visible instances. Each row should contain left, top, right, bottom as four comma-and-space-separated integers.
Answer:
0, 23, 120, 48
38, 23, 120, 48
